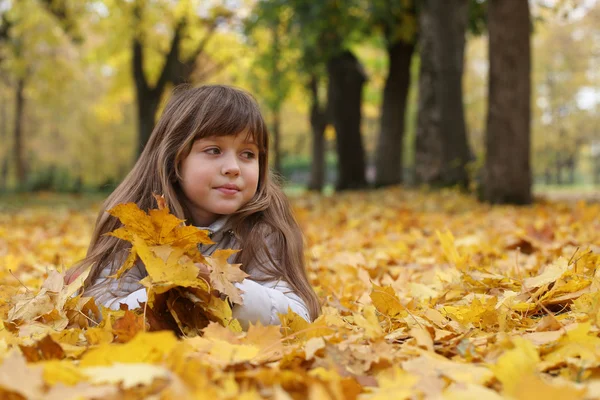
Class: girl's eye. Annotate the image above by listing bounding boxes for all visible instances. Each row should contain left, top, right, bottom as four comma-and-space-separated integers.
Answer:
241, 151, 256, 159
204, 148, 221, 155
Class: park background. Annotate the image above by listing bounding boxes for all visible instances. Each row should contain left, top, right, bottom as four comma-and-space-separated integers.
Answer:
0, 0, 598, 200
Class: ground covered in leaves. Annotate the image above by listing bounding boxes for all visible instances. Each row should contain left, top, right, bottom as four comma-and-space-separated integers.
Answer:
0, 188, 599, 399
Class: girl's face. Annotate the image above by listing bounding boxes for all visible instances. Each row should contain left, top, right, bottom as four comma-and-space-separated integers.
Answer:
179, 132, 260, 226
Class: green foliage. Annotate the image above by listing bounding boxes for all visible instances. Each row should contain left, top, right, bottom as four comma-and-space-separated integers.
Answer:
23, 165, 81, 193
245, 0, 297, 114
467, 0, 488, 35
367, 0, 417, 45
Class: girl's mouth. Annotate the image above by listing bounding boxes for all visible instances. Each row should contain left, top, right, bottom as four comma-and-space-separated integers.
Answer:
215, 185, 240, 195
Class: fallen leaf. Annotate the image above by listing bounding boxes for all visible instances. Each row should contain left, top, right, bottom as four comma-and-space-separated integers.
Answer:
207, 249, 248, 305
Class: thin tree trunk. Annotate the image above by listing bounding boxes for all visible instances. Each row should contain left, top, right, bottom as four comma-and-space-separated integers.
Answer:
595, 156, 600, 185
566, 152, 576, 185
135, 84, 161, 156
133, 33, 175, 156
271, 110, 282, 174
0, 90, 8, 190
14, 77, 26, 186
567, 159, 575, 184
374, 40, 415, 187
415, 0, 471, 188
436, 0, 471, 187
482, 0, 532, 204
544, 167, 552, 185
307, 75, 327, 191
415, 5, 442, 184
327, 51, 367, 190
555, 155, 563, 185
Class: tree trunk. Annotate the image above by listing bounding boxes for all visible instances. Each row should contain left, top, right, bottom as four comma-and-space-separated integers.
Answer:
135, 84, 161, 156
544, 167, 552, 185
415, 0, 471, 188
131, 9, 192, 157
566, 155, 576, 184
14, 77, 26, 186
594, 156, 600, 185
374, 40, 415, 187
0, 90, 8, 190
482, 0, 532, 204
271, 110, 282, 175
555, 155, 563, 185
415, 5, 442, 185
327, 51, 367, 190
307, 75, 327, 191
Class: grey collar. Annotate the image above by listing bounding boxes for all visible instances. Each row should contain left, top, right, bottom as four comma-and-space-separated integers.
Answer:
197, 215, 234, 240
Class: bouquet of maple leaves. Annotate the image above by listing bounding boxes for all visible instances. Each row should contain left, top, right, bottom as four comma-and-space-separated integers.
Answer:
103, 195, 249, 335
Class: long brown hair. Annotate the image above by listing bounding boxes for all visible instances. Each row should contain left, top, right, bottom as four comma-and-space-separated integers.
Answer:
66, 84, 320, 321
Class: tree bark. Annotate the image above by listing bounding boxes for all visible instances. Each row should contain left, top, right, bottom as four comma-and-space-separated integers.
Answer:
271, 109, 282, 175
566, 157, 575, 184
544, 167, 552, 185
415, 0, 471, 188
594, 156, 600, 185
374, 40, 415, 187
133, 25, 181, 156
307, 75, 327, 191
14, 77, 26, 186
415, 6, 442, 185
0, 90, 8, 190
555, 155, 563, 185
482, 0, 532, 204
327, 51, 367, 190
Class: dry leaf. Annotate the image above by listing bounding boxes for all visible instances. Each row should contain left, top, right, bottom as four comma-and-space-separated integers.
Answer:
207, 249, 248, 305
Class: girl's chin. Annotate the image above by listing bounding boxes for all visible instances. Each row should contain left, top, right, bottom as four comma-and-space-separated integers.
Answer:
210, 206, 242, 215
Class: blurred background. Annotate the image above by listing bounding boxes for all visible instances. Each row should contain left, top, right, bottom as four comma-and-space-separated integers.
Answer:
0, 0, 598, 202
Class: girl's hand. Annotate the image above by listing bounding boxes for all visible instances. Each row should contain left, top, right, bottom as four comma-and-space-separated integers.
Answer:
195, 262, 211, 282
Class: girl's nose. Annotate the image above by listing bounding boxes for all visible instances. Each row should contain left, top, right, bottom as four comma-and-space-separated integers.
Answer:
221, 153, 241, 176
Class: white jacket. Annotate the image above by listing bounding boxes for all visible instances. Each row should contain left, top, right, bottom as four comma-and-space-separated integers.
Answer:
85, 216, 310, 330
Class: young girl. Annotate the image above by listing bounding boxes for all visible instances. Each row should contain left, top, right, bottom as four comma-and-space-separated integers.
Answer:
65, 84, 320, 329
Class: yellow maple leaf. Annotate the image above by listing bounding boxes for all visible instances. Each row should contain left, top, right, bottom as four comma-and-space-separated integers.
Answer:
134, 238, 204, 286
207, 249, 248, 305
490, 337, 539, 397
402, 351, 493, 386
108, 202, 212, 246
79, 330, 178, 367
351, 305, 385, 339
509, 375, 587, 400
366, 366, 418, 400
279, 309, 333, 341
245, 322, 285, 363
542, 322, 600, 367
40, 360, 86, 386
204, 294, 243, 332
84, 326, 114, 346
523, 257, 569, 290
370, 284, 405, 320
436, 230, 468, 271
